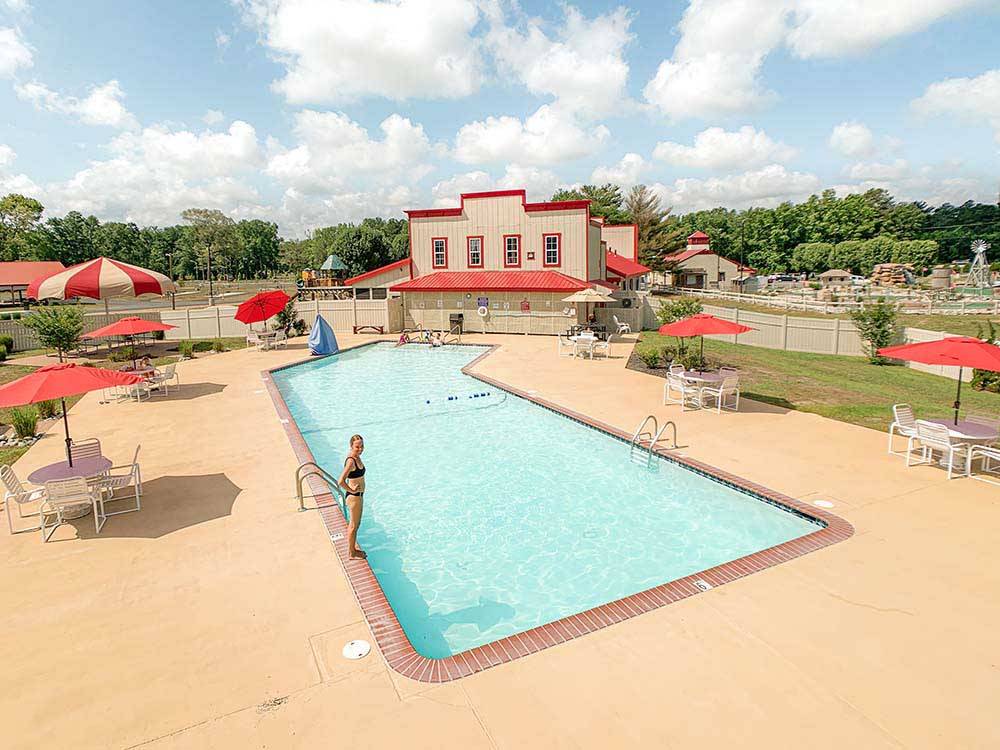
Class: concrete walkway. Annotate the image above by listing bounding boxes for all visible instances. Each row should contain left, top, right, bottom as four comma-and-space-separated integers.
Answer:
1, 334, 997, 749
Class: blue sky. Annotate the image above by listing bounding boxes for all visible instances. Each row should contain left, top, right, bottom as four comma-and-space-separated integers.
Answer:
1, 0, 999, 237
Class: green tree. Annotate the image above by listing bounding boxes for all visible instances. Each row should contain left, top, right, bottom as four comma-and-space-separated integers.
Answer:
95, 221, 144, 266
181, 208, 240, 282
36, 211, 100, 265
850, 300, 898, 364
790, 242, 833, 273
23, 306, 84, 362
236, 219, 280, 278
551, 183, 630, 224
623, 184, 686, 271
0, 193, 44, 261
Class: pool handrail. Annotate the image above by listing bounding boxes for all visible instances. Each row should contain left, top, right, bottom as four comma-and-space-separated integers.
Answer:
629, 415, 678, 466
295, 461, 347, 514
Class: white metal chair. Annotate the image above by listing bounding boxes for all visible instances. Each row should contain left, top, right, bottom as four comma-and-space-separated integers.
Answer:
969, 444, 1000, 485
94, 445, 142, 517
888, 403, 918, 456
700, 375, 741, 413
612, 314, 631, 335
557, 334, 576, 357
591, 338, 611, 358
41, 477, 102, 540
719, 367, 739, 378
573, 332, 597, 359
664, 373, 702, 410
70, 438, 104, 465
148, 364, 179, 395
906, 420, 970, 480
668, 362, 685, 376
272, 330, 288, 349
246, 331, 264, 350
2, 464, 47, 534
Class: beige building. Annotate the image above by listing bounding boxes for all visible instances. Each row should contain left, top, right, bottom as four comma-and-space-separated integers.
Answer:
345, 190, 648, 334
664, 232, 755, 290
818, 268, 852, 287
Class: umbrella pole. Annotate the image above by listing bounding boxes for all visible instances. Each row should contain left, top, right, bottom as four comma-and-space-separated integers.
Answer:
61, 397, 72, 466
104, 298, 109, 316
954, 367, 963, 426
700, 336, 705, 367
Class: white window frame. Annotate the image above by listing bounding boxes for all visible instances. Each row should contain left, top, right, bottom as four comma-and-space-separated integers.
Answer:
544, 234, 560, 266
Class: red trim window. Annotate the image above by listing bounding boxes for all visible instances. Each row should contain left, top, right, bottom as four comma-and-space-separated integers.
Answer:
503, 234, 521, 268
466, 235, 484, 268
542, 233, 561, 267
431, 237, 448, 268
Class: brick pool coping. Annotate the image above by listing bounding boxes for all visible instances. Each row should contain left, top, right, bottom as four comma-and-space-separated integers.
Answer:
262, 340, 854, 684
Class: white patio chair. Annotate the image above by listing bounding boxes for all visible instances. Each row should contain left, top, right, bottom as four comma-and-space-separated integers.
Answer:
888, 403, 918, 456
719, 367, 739, 378
591, 338, 611, 358
667, 362, 685, 376
612, 314, 631, 335
573, 332, 597, 359
700, 375, 741, 413
2, 464, 47, 534
969, 444, 1000, 486
94, 445, 142, 517
906, 420, 970, 480
41, 477, 102, 540
557, 334, 576, 357
246, 331, 264, 350
148, 364, 179, 395
664, 373, 702, 410
272, 330, 288, 348
69, 438, 104, 464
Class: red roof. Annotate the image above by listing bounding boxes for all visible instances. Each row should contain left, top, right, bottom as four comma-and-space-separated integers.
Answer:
688, 231, 710, 242
390, 270, 589, 293
344, 258, 411, 286
664, 247, 755, 273
0, 261, 65, 287
406, 190, 590, 218
605, 251, 650, 278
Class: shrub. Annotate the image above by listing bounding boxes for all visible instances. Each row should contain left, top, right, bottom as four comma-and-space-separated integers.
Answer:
0, 334, 14, 353
292, 318, 307, 336
192, 340, 215, 352
178, 341, 194, 359
850, 299, 899, 364
36, 399, 59, 419
275, 298, 297, 332
151, 330, 165, 341
212, 340, 225, 353
22, 306, 84, 361
972, 321, 1000, 393
10, 406, 38, 438
108, 346, 138, 363
636, 346, 663, 368
0, 343, 6, 362
656, 297, 703, 325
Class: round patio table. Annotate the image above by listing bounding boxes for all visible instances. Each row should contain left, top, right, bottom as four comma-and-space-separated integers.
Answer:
682, 370, 725, 384
119, 365, 156, 379
28, 456, 112, 519
925, 419, 999, 444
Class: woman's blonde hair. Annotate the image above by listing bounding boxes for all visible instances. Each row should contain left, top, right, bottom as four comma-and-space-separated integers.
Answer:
349, 434, 364, 447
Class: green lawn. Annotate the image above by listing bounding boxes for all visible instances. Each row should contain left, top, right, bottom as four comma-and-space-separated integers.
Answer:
639, 332, 1000, 432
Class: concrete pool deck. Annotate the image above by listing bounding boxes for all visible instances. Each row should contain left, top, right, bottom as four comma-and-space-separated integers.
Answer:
1, 334, 998, 748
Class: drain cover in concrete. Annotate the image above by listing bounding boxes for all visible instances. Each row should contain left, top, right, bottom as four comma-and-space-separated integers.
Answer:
342, 640, 371, 660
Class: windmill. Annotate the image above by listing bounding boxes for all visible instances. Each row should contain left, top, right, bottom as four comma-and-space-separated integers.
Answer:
967, 239, 991, 289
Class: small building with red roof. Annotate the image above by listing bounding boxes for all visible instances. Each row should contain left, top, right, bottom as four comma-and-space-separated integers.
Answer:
663, 232, 754, 290
0, 261, 66, 304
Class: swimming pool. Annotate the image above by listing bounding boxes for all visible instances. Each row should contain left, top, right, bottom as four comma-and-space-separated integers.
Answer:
270, 342, 848, 673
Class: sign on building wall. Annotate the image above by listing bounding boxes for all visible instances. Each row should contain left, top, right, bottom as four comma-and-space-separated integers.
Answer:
477, 296, 489, 308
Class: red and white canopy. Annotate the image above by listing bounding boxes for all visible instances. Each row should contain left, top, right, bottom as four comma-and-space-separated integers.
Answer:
27, 257, 175, 302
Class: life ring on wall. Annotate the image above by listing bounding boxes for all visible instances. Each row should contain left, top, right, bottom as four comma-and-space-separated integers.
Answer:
477, 305, 489, 317
621, 297, 633, 308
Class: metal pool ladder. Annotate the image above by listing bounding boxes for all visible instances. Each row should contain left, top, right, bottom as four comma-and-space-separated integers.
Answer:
295, 461, 347, 513
629, 415, 678, 465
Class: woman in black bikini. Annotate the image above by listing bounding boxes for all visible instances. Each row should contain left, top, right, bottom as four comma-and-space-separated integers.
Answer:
337, 434, 367, 559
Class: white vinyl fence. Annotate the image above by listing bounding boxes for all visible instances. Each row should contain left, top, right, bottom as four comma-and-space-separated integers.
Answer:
0, 311, 161, 352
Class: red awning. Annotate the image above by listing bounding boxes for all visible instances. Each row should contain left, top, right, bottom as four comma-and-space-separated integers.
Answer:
605, 251, 650, 278
390, 271, 590, 293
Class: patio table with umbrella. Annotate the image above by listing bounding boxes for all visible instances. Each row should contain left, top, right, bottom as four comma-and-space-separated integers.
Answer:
0, 363, 142, 467
82, 316, 177, 369
658, 314, 755, 365
236, 290, 292, 348
27, 256, 176, 315
562, 287, 615, 334
879, 336, 1000, 425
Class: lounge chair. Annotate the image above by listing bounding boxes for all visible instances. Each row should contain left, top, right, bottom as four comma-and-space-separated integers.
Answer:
2, 464, 47, 534
906, 420, 970, 480
664, 373, 701, 410
612, 314, 631, 336
41, 477, 102, 540
148, 364, 179, 395
95, 445, 142, 517
700, 375, 741, 413
888, 403, 918, 456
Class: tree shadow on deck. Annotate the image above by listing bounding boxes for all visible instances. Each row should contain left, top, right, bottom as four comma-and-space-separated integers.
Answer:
150, 383, 227, 401
74, 473, 242, 540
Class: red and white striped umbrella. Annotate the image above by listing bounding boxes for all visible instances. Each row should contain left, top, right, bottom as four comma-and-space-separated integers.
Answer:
27, 257, 175, 302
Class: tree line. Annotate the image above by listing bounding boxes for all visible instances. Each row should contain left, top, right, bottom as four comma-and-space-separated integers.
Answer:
1, 185, 997, 281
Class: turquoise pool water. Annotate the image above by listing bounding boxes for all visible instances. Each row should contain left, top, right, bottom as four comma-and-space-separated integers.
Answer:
273, 343, 820, 659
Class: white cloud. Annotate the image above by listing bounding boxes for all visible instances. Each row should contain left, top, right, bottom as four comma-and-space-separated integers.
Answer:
0, 26, 32, 78
2, 1, 30, 12
0, 143, 14, 168
643, 0, 978, 120
266, 110, 433, 195
654, 125, 796, 169
828, 121, 875, 157
912, 68, 1000, 142
202, 109, 225, 125
453, 104, 609, 166
0, 144, 39, 194
591, 153, 647, 186
844, 159, 909, 181
215, 29, 231, 49
235, 0, 482, 103
15, 79, 139, 129
653, 164, 821, 213
486, 5, 633, 118
431, 165, 564, 207
256, 184, 419, 236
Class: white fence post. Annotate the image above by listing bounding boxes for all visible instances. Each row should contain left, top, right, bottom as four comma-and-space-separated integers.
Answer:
216, 307, 222, 338
781, 315, 789, 350
832, 318, 841, 355
185, 308, 192, 339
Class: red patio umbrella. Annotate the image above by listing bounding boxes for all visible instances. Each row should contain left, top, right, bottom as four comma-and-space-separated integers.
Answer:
878, 336, 1000, 424
82, 316, 177, 368
235, 290, 292, 327
658, 314, 755, 362
28, 257, 176, 313
0, 364, 143, 465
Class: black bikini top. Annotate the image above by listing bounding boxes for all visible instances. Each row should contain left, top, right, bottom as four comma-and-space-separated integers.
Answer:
345, 456, 365, 479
